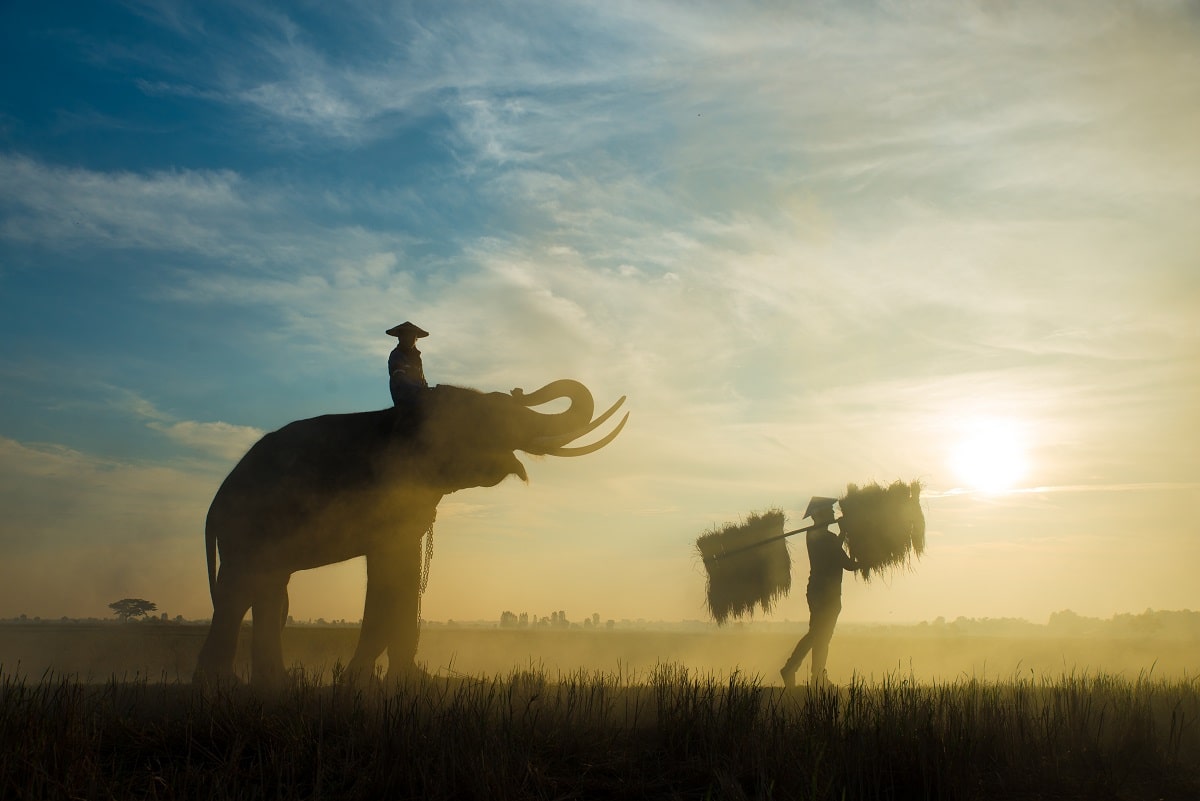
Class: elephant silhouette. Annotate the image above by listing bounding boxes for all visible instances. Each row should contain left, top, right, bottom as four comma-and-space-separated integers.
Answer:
194, 379, 627, 686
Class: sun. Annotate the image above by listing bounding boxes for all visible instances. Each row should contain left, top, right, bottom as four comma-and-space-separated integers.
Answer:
948, 418, 1029, 493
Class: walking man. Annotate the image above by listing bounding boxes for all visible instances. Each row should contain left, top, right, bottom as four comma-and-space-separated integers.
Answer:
780, 496, 858, 688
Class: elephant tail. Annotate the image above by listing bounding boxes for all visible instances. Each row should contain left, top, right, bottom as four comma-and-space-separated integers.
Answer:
204, 516, 218, 602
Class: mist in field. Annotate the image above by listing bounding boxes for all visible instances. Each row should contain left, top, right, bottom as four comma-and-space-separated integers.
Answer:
3, 609, 1195, 686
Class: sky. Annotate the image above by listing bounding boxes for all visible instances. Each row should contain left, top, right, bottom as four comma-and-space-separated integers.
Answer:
1, 0, 1198, 627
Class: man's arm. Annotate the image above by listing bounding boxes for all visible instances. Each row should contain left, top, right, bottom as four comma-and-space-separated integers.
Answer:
836, 532, 859, 571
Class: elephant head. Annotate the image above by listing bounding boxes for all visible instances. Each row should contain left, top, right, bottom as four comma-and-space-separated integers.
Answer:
413, 379, 628, 490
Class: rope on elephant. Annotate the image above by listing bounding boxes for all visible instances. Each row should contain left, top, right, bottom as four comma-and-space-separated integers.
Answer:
416, 522, 434, 629
420, 523, 434, 595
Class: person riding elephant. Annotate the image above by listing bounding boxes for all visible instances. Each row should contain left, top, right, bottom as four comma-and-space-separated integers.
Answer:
387, 321, 429, 404
387, 322, 430, 436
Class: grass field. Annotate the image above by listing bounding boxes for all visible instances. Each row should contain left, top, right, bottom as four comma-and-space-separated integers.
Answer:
2, 624, 1198, 799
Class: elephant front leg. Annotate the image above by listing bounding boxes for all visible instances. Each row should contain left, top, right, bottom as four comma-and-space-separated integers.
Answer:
250, 575, 290, 688
347, 540, 421, 682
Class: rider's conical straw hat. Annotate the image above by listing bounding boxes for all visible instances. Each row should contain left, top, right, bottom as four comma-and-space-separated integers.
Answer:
386, 322, 429, 338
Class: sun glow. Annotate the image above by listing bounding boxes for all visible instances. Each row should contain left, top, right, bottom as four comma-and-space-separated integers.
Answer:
948, 418, 1029, 493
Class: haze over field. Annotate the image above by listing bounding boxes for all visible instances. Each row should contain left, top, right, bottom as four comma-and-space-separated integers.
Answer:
2, 1, 1198, 627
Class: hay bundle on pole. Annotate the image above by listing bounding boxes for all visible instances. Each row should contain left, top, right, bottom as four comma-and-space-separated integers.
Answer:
696, 509, 790, 624
838, 480, 925, 580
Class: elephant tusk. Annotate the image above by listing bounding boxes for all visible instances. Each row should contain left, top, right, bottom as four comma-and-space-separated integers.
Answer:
529, 395, 626, 451
542, 412, 628, 457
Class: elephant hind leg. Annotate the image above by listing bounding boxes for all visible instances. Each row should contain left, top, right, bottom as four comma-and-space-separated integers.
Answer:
250, 575, 290, 688
195, 567, 254, 684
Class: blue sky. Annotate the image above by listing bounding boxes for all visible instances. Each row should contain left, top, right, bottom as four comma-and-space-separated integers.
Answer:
2, 0, 1198, 627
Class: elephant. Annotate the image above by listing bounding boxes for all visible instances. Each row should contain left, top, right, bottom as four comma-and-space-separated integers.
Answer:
193, 379, 627, 686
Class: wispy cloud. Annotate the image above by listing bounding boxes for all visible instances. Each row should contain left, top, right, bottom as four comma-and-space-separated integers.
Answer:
146, 420, 263, 462
929, 482, 1200, 499
0, 436, 212, 551
0, 156, 249, 252
0, 436, 214, 617
0, 155, 416, 266
117, 387, 264, 462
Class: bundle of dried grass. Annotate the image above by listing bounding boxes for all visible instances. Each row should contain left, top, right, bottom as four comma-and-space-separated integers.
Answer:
838, 480, 925, 581
696, 509, 790, 624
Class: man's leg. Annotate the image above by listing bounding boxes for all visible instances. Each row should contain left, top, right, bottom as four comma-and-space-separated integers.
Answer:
809, 599, 842, 685
781, 631, 813, 687
781, 595, 820, 687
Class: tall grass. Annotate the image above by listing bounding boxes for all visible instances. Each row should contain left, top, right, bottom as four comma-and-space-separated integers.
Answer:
1, 665, 1196, 799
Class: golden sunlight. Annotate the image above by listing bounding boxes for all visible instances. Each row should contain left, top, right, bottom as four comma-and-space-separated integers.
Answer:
947, 417, 1029, 493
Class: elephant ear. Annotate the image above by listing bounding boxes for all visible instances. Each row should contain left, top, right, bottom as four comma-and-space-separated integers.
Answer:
408, 385, 531, 490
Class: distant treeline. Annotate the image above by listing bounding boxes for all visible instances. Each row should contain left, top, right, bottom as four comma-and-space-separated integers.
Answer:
2, 607, 1197, 637
1046, 608, 1200, 637
904, 608, 1200, 639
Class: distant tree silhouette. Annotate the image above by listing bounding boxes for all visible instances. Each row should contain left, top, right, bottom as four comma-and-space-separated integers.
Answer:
109, 598, 157, 622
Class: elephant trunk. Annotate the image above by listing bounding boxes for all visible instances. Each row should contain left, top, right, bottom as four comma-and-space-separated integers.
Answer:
513, 380, 595, 436
517, 380, 628, 456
